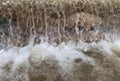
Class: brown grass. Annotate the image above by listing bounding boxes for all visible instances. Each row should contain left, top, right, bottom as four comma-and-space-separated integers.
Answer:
0, 0, 120, 18
0, 0, 120, 15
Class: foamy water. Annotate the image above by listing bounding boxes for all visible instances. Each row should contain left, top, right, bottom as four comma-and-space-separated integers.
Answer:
0, 39, 120, 81
0, 0, 120, 80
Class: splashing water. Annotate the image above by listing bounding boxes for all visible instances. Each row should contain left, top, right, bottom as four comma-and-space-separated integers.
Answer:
1, 40, 120, 81
1, 0, 120, 81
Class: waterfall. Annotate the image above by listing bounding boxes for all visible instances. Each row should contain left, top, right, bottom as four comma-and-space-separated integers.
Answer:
0, 0, 120, 81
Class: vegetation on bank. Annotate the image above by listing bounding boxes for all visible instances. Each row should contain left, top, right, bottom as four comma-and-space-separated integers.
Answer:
0, 0, 120, 16
0, 0, 120, 17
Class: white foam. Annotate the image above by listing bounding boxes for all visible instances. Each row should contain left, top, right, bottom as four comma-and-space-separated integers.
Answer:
0, 40, 120, 81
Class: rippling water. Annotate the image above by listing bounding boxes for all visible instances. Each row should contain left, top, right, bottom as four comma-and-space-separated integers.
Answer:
0, 0, 120, 81
0, 38, 120, 81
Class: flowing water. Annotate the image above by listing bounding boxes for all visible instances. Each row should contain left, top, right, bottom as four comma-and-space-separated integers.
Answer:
1, 0, 120, 81
1, 39, 120, 81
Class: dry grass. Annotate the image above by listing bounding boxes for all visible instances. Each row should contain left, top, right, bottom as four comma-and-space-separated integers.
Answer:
0, 0, 120, 17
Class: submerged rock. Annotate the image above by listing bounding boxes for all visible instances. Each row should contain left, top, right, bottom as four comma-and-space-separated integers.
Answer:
66, 12, 103, 31
28, 47, 62, 81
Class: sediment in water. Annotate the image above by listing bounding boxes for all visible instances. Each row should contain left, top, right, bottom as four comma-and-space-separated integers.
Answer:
0, 41, 120, 81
